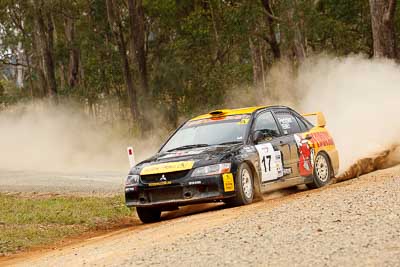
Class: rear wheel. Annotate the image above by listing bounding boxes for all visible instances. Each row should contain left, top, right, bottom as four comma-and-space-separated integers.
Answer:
224, 163, 254, 206
136, 207, 161, 223
308, 152, 332, 189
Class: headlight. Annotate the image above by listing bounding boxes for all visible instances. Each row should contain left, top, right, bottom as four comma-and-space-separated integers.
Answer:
126, 174, 140, 186
191, 163, 231, 177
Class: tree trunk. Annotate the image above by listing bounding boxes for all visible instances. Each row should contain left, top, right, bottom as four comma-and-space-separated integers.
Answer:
249, 38, 265, 90
127, 0, 153, 131
33, 1, 58, 100
30, 24, 47, 97
260, 0, 281, 60
0, 82, 4, 97
369, 0, 397, 59
287, 2, 306, 62
127, 0, 148, 95
65, 18, 80, 88
292, 26, 306, 61
106, 0, 140, 122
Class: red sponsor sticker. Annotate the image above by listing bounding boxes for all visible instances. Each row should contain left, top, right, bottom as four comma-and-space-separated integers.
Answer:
310, 132, 334, 147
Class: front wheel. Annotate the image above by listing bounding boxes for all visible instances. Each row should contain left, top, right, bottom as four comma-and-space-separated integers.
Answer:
308, 152, 332, 189
224, 163, 254, 206
136, 207, 161, 223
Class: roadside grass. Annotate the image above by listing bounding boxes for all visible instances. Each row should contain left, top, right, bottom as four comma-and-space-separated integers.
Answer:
0, 194, 132, 255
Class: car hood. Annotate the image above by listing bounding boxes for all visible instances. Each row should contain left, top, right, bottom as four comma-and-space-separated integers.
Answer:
130, 144, 241, 175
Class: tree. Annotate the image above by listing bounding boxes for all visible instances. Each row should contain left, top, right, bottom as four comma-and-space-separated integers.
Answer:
64, 15, 80, 88
260, 0, 281, 59
369, 0, 397, 59
106, 0, 140, 122
127, 0, 148, 96
32, 0, 58, 100
2, 0, 397, 130
286, 0, 306, 62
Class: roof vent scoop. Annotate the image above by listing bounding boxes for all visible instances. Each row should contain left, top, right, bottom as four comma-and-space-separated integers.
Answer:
209, 109, 229, 116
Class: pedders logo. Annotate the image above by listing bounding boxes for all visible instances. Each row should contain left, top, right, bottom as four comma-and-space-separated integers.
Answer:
309, 132, 335, 148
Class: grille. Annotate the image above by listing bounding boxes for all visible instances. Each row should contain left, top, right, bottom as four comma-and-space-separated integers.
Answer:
140, 170, 190, 183
149, 187, 183, 202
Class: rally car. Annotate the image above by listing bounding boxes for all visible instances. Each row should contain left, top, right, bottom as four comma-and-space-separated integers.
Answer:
125, 106, 339, 223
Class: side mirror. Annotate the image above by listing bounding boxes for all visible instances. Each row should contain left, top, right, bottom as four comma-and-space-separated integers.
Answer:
252, 131, 265, 144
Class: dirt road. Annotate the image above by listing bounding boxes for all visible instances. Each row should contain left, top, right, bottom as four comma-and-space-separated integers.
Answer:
2, 165, 400, 267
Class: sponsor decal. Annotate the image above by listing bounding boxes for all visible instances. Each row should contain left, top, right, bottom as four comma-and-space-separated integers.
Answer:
237, 118, 250, 125
222, 173, 235, 192
277, 117, 293, 130
294, 131, 334, 177
187, 115, 249, 127
283, 167, 292, 176
148, 181, 172, 187
243, 146, 255, 153
188, 181, 202, 185
294, 134, 315, 177
309, 132, 335, 147
159, 150, 203, 159
140, 161, 195, 175
255, 143, 284, 182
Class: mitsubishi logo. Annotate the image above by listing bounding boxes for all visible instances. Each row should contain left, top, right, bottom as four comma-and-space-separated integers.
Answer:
160, 174, 167, 181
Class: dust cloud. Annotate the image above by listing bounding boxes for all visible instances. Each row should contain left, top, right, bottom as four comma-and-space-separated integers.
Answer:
227, 55, 400, 174
295, 55, 400, 172
0, 101, 162, 172
337, 144, 400, 181
1, 56, 400, 176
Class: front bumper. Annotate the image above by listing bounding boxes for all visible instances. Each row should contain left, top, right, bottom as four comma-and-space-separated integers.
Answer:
125, 175, 235, 208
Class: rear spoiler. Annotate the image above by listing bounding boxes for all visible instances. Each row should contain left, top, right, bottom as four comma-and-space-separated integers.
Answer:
302, 112, 326, 128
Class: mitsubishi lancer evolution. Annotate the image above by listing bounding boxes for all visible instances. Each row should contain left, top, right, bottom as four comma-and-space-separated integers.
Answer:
125, 106, 339, 223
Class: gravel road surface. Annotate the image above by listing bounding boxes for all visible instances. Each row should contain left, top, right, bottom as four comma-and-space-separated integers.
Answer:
4, 165, 400, 267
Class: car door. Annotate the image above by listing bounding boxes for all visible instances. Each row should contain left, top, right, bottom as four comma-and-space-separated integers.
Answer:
272, 109, 310, 178
251, 110, 294, 183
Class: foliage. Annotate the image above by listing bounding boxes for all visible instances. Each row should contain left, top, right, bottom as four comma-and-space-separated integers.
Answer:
0, 0, 398, 130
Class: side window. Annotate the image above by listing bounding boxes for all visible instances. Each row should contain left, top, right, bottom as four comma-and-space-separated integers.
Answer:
295, 115, 308, 132
253, 111, 280, 137
274, 111, 301, 135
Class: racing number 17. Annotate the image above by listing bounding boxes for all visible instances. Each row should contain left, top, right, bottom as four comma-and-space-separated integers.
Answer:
261, 155, 272, 173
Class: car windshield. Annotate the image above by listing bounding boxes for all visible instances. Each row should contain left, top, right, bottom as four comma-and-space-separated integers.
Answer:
160, 115, 251, 152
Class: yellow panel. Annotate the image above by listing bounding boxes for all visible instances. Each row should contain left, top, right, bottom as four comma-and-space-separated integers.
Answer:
302, 127, 340, 175
148, 181, 172, 187
302, 112, 326, 127
222, 173, 235, 192
190, 106, 268, 121
140, 161, 195, 175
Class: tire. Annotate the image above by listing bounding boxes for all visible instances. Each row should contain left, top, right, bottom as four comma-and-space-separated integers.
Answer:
224, 163, 254, 206
136, 207, 161, 223
308, 152, 332, 189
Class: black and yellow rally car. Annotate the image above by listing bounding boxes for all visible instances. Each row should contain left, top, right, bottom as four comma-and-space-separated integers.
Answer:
125, 106, 339, 223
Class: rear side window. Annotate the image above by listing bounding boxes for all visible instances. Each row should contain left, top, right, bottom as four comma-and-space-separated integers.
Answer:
274, 111, 301, 135
295, 115, 308, 132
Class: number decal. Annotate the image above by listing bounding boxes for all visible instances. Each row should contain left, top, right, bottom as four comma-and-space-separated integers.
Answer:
255, 143, 284, 182
261, 155, 272, 173
261, 156, 266, 172
266, 155, 271, 171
